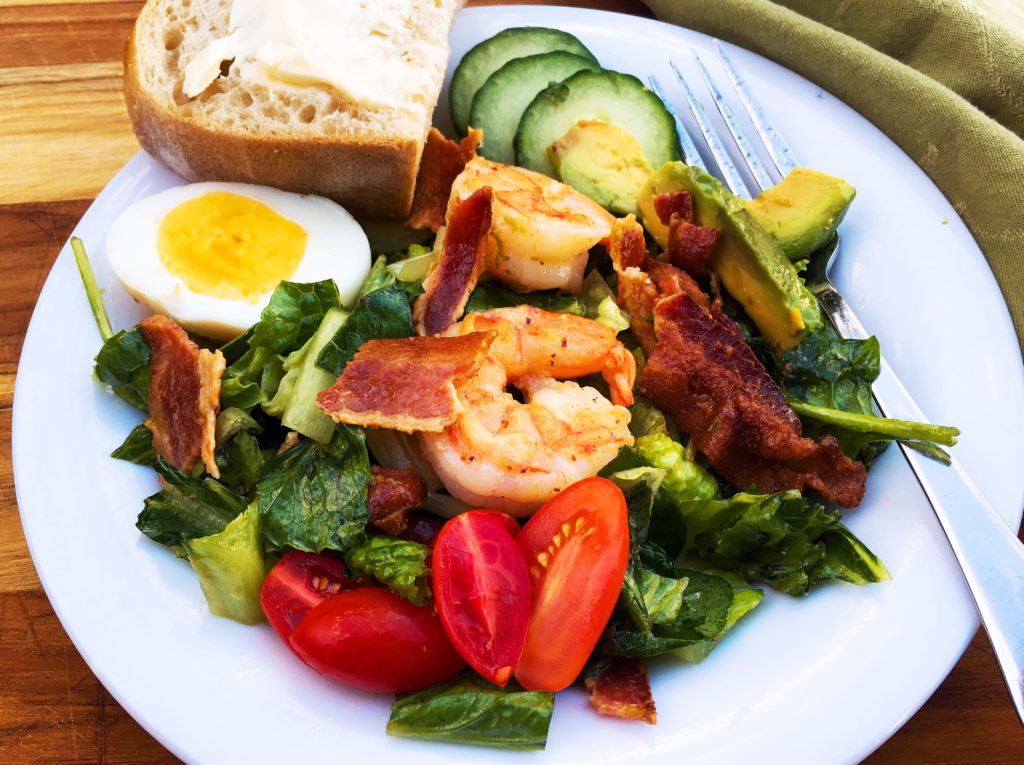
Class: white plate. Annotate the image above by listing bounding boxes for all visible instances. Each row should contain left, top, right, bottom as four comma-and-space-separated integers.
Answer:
13, 6, 1024, 765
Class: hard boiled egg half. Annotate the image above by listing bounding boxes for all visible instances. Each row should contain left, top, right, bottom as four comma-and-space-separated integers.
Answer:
106, 182, 370, 340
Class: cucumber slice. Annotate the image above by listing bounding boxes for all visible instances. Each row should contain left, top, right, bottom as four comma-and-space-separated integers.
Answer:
470, 52, 600, 165
449, 27, 597, 137
515, 70, 681, 179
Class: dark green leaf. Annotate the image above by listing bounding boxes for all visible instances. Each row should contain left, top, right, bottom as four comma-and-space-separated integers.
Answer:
464, 282, 583, 316
317, 286, 414, 375
780, 331, 879, 413
219, 327, 254, 365
215, 431, 266, 494
683, 490, 889, 595
220, 344, 284, 409
388, 676, 554, 751
94, 327, 150, 411
250, 280, 342, 353
346, 535, 432, 605
110, 424, 155, 465
137, 459, 249, 547
256, 425, 370, 553
215, 407, 263, 443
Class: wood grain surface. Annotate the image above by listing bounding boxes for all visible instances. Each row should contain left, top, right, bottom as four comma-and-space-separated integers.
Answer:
1, 1, 1022, 763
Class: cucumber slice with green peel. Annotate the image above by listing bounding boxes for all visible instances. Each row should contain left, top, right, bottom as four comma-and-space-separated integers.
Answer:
449, 27, 597, 137
515, 70, 681, 179
470, 52, 600, 165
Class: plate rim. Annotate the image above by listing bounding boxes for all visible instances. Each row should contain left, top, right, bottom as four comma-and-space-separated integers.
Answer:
12, 6, 1024, 765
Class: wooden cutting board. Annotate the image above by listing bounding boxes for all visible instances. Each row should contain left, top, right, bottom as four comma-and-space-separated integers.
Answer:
1, 1, 1021, 762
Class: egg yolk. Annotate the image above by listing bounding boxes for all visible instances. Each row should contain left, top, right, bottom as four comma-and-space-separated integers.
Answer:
157, 192, 307, 300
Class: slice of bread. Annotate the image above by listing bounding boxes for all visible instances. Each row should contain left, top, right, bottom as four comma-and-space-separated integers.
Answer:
125, 0, 464, 218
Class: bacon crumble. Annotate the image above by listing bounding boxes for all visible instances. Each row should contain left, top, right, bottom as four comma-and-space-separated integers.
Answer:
585, 659, 657, 724
368, 466, 428, 535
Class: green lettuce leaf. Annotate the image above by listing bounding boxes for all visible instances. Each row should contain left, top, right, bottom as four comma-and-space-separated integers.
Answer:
214, 431, 266, 495
94, 327, 150, 411
110, 424, 155, 465
356, 254, 397, 299
388, 676, 554, 751
136, 459, 249, 547
346, 535, 432, 605
256, 425, 370, 553
580, 270, 629, 332
683, 490, 891, 595
183, 502, 266, 624
317, 286, 415, 376
263, 307, 348, 443
464, 281, 583, 316
221, 280, 341, 409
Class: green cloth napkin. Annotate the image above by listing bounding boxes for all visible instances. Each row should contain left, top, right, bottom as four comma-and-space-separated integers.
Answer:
643, 0, 1024, 352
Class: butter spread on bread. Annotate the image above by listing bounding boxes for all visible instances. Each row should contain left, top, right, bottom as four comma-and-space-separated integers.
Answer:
125, 0, 465, 218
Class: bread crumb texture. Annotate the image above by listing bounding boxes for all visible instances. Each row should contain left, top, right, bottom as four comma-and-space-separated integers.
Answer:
136, 0, 458, 141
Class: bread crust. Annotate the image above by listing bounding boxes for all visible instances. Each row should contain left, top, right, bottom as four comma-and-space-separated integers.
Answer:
124, 18, 425, 219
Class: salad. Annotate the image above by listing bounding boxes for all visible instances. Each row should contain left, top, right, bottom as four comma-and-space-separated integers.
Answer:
75, 26, 960, 751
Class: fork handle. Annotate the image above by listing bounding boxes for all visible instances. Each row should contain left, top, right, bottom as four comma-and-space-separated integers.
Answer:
820, 285, 1024, 724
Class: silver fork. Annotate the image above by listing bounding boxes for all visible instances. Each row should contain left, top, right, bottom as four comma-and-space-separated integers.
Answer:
652, 41, 1024, 726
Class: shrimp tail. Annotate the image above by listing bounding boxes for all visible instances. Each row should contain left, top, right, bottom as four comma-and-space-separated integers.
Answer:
604, 345, 636, 407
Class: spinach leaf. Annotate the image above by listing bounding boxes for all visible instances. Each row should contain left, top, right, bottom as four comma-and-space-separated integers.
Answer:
136, 459, 249, 547
256, 425, 370, 553
94, 327, 150, 411
317, 286, 415, 376
683, 490, 891, 595
346, 535, 432, 605
388, 676, 554, 751
110, 424, 155, 465
464, 282, 583, 316
780, 331, 879, 414
183, 502, 266, 625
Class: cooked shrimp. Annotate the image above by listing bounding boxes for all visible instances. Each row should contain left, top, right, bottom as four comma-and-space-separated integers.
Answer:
452, 305, 636, 406
420, 306, 636, 516
449, 157, 616, 293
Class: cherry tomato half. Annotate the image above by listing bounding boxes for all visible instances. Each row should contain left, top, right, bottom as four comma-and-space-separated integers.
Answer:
432, 511, 531, 685
260, 551, 367, 647
474, 509, 521, 539
288, 588, 465, 693
514, 477, 629, 692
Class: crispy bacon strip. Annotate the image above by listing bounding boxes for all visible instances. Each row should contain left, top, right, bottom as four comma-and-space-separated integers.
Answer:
413, 187, 494, 336
140, 315, 224, 477
585, 659, 656, 725
639, 294, 866, 506
407, 128, 482, 231
368, 466, 427, 535
654, 192, 719, 281
316, 332, 495, 433
608, 215, 708, 354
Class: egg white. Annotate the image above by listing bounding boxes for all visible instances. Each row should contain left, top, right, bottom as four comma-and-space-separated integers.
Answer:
105, 181, 371, 340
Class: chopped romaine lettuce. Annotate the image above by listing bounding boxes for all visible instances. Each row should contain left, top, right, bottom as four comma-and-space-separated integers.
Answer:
387, 676, 554, 751
317, 285, 414, 376
580, 270, 629, 332
136, 459, 249, 548
256, 425, 370, 553
110, 424, 155, 465
464, 281, 583, 316
263, 307, 348, 443
346, 535, 432, 605
183, 502, 266, 625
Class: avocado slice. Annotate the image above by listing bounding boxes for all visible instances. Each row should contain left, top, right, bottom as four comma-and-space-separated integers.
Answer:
641, 162, 822, 353
746, 167, 856, 262
549, 121, 652, 215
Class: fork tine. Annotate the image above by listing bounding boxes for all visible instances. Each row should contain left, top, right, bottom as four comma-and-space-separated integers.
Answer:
713, 40, 800, 177
693, 52, 776, 193
647, 74, 708, 173
669, 60, 752, 199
